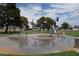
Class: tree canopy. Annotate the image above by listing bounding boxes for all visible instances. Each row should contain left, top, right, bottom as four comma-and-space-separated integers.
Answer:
0, 3, 21, 33
20, 16, 29, 29
37, 16, 56, 30
61, 22, 69, 29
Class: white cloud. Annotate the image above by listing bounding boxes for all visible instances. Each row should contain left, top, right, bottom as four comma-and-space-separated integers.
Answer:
49, 3, 79, 16
18, 3, 79, 26
51, 3, 79, 11
19, 6, 43, 28
26, 4, 42, 11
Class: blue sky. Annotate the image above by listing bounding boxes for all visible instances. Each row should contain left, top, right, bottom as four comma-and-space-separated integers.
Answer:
16, 3, 79, 26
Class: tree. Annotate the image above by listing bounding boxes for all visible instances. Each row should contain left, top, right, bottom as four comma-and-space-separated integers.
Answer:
46, 17, 56, 30
61, 22, 69, 29
74, 25, 79, 29
0, 3, 21, 33
37, 16, 56, 30
20, 16, 29, 30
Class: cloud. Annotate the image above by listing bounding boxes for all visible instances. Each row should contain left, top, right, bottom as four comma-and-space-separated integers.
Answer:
17, 3, 79, 26
27, 4, 42, 11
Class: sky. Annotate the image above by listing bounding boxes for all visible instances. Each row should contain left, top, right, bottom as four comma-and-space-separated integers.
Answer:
16, 3, 79, 27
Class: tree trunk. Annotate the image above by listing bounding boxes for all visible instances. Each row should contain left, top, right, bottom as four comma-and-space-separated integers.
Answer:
13, 26, 16, 32
5, 24, 9, 33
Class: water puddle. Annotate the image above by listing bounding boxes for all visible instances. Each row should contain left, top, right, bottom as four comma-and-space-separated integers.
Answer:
0, 34, 78, 54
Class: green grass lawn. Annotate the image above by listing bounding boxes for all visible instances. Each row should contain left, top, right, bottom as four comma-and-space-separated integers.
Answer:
65, 30, 79, 37
25, 30, 49, 34
0, 51, 79, 56
0, 30, 49, 37
0, 29, 79, 37
0, 29, 49, 34
38, 51, 79, 56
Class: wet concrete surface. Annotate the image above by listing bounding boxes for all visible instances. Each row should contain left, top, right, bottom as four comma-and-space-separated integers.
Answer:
0, 34, 78, 54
